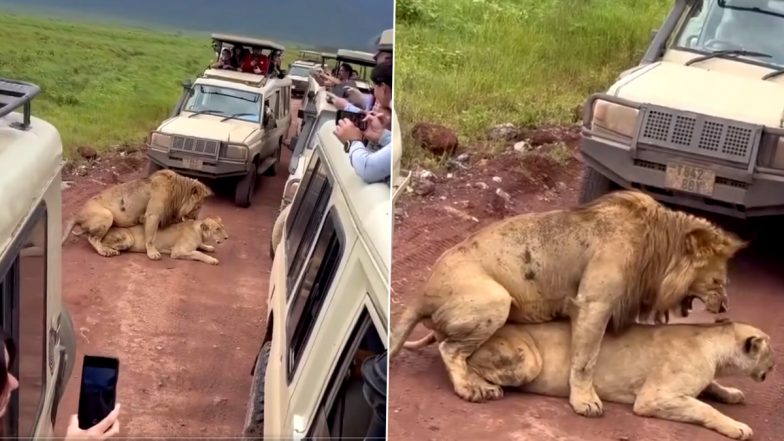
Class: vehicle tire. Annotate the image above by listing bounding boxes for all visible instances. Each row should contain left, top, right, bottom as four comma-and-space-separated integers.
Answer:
262, 138, 283, 177
147, 161, 163, 176
579, 166, 617, 204
235, 164, 258, 208
242, 341, 271, 441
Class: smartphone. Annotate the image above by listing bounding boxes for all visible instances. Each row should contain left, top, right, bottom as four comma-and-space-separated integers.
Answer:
77, 355, 119, 430
336, 109, 367, 131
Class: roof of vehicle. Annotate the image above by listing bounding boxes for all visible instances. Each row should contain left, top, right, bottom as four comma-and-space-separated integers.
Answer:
315, 121, 390, 282
377, 29, 393, 52
321, 52, 337, 59
290, 60, 319, 68
336, 49, 376, 66
199, 69, 292, 92
0, 107, 62, 257
211, 33, 285, 51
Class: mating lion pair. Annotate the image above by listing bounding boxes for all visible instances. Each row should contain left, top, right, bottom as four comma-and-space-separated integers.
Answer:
63, 169, 229, 265
392, 190, 772, 439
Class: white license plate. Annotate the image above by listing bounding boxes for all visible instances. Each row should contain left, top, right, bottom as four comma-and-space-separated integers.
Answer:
664, 162, 715, 196
182, 157, 204, 171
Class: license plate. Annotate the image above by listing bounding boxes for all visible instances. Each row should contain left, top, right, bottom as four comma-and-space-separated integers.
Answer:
664, 162, 715, 196
182, 157, 203, 171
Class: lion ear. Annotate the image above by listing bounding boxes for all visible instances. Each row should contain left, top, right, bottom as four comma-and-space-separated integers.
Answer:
744, 336, 764, 355
200, 222, 209, 231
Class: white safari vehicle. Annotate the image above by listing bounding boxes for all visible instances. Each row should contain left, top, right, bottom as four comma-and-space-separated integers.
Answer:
0, 78, 76, 437
241, 115, 391, 439
580, 0, 784, 219
335, 49, 377, 94
146, 34, 292, 207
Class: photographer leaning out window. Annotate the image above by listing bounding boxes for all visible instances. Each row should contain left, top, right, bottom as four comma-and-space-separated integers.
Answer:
334, 60, 393, 185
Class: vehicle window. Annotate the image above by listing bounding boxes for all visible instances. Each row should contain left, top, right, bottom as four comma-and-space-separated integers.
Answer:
306, 308, 384, 439
0, 206, 48, 437
673, 0, 784, 67
182, 85, 262, 123
283, 88, 290, 117
289, 65, 311, 78
286, 209, 343, 380
285, 153, 333, 294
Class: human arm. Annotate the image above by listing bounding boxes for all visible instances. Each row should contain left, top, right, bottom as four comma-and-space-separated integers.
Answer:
65, 404, 121, 440
347, 141, 391, 184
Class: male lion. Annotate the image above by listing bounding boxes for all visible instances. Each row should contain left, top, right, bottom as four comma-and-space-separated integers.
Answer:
100, 216, 228, 265
390, 190, 746, 416
63, 169, 213, 260
405, 319, 774, 440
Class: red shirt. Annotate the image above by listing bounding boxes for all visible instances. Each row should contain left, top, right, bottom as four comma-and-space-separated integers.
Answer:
242, 54, 269, 74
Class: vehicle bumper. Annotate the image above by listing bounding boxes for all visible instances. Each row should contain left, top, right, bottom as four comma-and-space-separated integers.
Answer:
147, 148, 250, 179
580, 133, 784, 218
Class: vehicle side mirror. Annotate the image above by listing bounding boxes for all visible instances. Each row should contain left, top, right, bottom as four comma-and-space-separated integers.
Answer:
181, 79, 193, 90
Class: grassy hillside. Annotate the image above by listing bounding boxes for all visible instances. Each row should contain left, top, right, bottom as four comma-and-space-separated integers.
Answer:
396, 0, 671, 165
0, 13, 300, 158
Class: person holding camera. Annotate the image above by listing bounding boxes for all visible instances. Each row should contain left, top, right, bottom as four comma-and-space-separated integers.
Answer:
334, 60, 393, 184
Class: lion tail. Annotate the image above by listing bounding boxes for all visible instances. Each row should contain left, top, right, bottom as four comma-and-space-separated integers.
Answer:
390, 303, 425, 359
402, 332, 436, 350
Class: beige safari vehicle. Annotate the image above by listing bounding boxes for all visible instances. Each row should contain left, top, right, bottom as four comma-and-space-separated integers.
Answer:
580, 0, 784, 218
0, 78, 76, 437
240, 118, 390, 440
288, 51, 322, 98
146, 34, 292, 208
335, 49, 377, 95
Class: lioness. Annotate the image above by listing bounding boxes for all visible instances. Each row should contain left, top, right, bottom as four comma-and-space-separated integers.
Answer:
63, 169, 213, 260
100, 216, 228, 265
405, 319, 774, 440
390, 190, 746, 416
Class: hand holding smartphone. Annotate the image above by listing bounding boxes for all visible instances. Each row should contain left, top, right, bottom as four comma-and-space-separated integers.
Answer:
77, 355, 120, 431
336, 109, 368, 131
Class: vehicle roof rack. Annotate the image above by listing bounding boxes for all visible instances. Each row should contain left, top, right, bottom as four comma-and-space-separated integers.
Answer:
0, 78, 40, 131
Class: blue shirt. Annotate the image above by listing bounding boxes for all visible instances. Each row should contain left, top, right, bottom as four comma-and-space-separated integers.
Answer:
348, 130, 391, 184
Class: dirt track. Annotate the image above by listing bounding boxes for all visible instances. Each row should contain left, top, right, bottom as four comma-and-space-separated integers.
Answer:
53, 102, 299, 437
389, 146, 784, 441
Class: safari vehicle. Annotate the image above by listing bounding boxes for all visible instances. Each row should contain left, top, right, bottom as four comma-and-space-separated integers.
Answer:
335, 49, 376, 94
296, 50, 323, 64
580, 0, 784, 219
287, 60, 319, 98
241, 118, 390, 440
146, 34, 292, 208
0, 78, 76, 438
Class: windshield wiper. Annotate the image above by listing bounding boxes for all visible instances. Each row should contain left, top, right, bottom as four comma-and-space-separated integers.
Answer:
220, 112, 256, 122
762, 68, 784, 80
187, 109, 224, 118
685, 49, 772, 66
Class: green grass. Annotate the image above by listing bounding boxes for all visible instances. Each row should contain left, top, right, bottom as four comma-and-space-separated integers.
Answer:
0, 13, 301, 158
396, 0, 671, 166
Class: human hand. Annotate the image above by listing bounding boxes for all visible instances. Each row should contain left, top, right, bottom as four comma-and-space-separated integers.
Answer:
334, 119, 364, 144
331, 96, 350, 110
65, 404, 121, 440
362, 113, 387, 144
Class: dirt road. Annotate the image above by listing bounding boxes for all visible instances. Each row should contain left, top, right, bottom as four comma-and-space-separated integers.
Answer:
54, 102, 300, 437
389, 146, 784, 441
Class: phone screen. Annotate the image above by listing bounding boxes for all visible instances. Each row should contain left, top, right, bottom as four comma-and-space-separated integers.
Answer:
336, 110, 367, 131
77, 356, 119, 430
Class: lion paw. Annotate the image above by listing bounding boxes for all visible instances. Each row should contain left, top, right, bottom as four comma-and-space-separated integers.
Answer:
454, 381, 503, 403
147, 249, 162, 260
207, 258, 219, 265
99, 248, 120, 257
569, 387, 604, 417
722, 387, 746, 405
719, 421, 753, 440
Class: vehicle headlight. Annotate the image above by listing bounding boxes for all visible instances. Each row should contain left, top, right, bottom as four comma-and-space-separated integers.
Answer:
150, 132, 172, 150
224, 143, 249, 161
590, 100, 640, 138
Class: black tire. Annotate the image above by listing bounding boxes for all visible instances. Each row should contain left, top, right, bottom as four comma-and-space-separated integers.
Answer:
235, 164, 258, 208
579, 166, 617, 204
262, 138, 283, 177
147, 160, 163, 176
242, 341, 271, 440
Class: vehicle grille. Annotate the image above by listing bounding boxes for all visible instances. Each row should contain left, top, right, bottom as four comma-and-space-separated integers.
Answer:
637, 107, 760, 165
170, 136, 220, 157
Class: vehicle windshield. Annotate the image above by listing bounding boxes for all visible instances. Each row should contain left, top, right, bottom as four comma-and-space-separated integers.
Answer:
289, 65, 312, 77
182, 84, 261, 123
673, 0, 784, 66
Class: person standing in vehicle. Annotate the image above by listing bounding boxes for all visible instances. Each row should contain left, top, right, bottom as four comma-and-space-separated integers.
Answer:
0, 330, 121, 439
360, 351, 387, 441
267, 50, 282, 77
